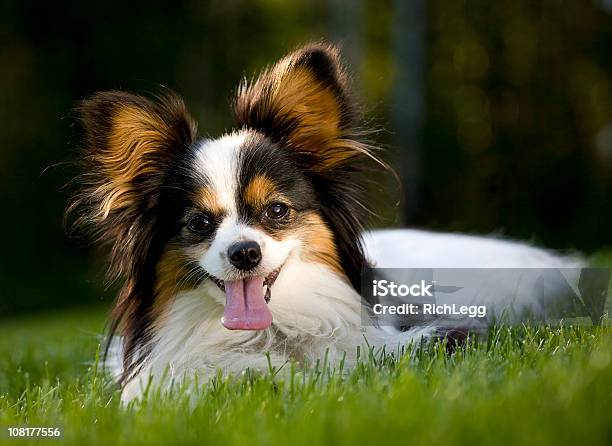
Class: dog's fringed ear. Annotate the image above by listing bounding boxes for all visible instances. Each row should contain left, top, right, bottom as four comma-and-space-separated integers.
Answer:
75, 91, 197, 220
234, 43, 369, 170
67, 90, 197, 279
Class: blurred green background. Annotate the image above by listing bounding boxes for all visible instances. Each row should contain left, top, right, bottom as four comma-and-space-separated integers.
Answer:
1, 0, 611, 316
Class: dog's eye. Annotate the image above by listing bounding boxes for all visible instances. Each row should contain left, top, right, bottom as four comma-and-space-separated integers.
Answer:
187, 214, 213, 236
265, 203, 289, 220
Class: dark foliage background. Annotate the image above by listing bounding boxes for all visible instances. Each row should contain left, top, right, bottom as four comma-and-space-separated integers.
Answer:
1, 0, 611, 315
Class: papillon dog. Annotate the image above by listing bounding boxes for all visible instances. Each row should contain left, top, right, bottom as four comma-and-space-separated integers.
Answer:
67, 43, 580, 402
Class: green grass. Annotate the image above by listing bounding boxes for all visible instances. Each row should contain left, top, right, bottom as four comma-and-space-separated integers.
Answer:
1, 308, 611, 445
2, 250, 612, 445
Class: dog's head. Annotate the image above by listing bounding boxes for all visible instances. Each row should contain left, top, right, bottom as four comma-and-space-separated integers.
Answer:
67, 43, 379, 375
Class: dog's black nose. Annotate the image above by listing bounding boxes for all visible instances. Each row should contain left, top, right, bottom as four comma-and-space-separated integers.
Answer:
228, 241, 262, 271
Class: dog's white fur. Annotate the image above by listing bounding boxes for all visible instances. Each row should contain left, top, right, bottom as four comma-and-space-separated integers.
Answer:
363, 230, 582, 269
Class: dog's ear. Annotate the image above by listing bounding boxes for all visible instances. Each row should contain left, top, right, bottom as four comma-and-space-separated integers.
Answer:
234, 43, 366, 170
74, 91, 197, 220
67, 90, 197, 281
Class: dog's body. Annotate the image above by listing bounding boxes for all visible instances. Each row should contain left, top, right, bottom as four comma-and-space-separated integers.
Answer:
116, 228, 579, 402
68, 44, 580, 402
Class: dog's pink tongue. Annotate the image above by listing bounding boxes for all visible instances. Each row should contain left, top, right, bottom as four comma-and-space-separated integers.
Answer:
221, 277, 272, 330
